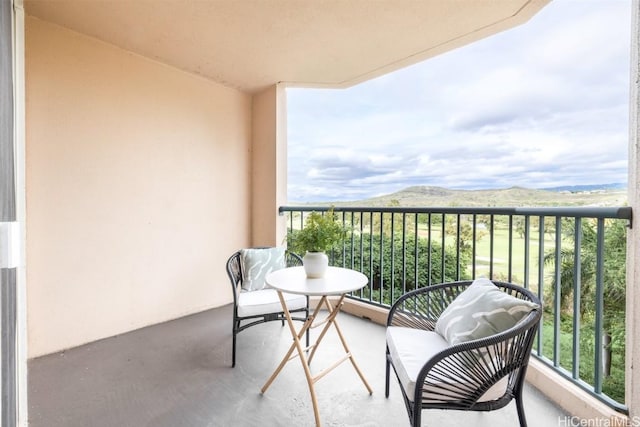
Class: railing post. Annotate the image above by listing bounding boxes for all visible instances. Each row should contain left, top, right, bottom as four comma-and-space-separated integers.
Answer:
554, 217, 562, 368
594, 219, 605, 394
572, 217, 582, 381
537, 216, 545, 356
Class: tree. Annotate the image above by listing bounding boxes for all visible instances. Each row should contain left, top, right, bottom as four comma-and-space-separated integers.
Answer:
543, 218, 627, 388
331, 231, 469, 306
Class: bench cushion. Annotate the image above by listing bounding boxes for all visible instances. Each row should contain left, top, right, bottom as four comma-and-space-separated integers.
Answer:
237, 288, 306, 317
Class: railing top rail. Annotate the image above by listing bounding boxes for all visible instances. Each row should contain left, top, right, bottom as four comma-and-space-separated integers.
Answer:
280, 205, 632, 220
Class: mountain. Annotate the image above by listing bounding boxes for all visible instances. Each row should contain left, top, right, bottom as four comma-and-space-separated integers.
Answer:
540, 183, 626, 192
324, 185, 628, 208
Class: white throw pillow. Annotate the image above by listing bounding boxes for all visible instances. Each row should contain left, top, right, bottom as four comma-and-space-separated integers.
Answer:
434, 278, 539, 345
239, 247, 286, 291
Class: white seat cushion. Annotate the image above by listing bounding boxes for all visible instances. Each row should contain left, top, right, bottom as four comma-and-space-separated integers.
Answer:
237, 288, 307, 318
386, 326, 508, 403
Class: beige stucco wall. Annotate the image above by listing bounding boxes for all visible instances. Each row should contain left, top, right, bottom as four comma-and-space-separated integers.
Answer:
25, 17, 252, 358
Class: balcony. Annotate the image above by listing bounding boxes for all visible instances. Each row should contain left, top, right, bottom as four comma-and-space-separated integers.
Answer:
28, 304, 568, 427
27, 203, 633, 427
7, 2, 638, 426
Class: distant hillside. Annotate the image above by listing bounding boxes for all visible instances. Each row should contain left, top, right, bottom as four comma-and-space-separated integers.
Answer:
310, 185, 628, 208
541, 183, 626, 192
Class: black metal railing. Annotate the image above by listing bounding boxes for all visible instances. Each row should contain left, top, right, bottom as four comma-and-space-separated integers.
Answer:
281, 205, 632, 413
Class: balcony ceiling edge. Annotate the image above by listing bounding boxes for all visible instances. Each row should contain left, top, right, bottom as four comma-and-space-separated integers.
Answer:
24, 0, 551, 94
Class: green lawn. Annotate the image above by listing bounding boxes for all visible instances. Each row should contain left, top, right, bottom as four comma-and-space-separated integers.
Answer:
427, 224, 556, 287
473, 227, 556, 285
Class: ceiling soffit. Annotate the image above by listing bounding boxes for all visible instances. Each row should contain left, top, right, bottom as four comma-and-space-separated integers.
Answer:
24, 0, 550, 93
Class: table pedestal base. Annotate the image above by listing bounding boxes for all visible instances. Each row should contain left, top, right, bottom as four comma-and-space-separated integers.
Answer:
261, 292, 372, 427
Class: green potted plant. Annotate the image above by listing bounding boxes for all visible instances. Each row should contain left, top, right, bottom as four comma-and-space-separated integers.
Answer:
288, 208, 343, 278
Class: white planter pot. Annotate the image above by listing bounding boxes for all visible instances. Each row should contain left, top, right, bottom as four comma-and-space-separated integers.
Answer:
302, 252, 329, 278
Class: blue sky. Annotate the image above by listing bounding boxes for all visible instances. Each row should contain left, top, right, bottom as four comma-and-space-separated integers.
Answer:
286, 0, 631, 203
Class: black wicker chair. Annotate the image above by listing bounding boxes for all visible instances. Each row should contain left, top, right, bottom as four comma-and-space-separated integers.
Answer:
226, 248, 309, 367
385, 280, 542, 427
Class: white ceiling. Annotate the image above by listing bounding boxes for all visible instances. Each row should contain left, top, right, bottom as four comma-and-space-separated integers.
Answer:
24, 0, 550, 94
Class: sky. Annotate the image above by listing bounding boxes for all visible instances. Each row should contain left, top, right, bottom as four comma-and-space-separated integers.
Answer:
286, 0, 632, 203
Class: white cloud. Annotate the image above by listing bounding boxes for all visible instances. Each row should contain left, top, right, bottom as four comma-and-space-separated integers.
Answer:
287, 0, 631, 202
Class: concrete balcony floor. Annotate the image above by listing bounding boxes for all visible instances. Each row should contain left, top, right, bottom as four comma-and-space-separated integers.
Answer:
28, 304, 568, 427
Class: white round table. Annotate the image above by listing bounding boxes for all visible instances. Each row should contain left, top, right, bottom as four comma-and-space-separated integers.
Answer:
265, 266, 368, 296
261, 266, 372, 427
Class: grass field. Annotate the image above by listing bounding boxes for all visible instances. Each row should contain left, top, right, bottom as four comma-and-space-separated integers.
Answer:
473, 227, 556, 285
427, 224, 555, 288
